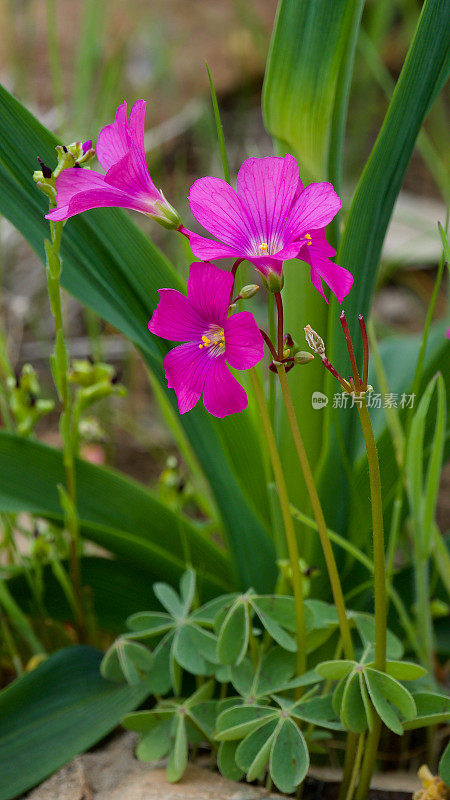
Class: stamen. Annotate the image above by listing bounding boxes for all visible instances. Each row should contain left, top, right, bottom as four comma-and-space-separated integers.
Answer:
259, 242, 269, 251
199, 327, 225, 354
305, 233, 312, 246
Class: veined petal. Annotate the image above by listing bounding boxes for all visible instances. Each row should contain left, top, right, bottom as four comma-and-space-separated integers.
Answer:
50, 168, 108, 208
163, 343, 211, 414
186, 230, 245, 262
96, 101, 131, 171
203, 358, 247, 418
189, 177, 253, 250
187, 262, 234, 327
45, 186, 154, 221
105, 146, 160, 200
308, 253, 354, 304
284, 182, 341, 238
246, 255, 283, 279
127, 99, 147, 156
224, 312, 264, 370
148, 288, 206, 341
236, 154, 299, 246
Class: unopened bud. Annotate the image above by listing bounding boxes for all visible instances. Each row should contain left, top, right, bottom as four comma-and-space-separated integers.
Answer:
239, 284, 259, 300
294, 351, 315, 365
150, 192, 182, 230
304, 324, 325, 356
262, 270, 284, 293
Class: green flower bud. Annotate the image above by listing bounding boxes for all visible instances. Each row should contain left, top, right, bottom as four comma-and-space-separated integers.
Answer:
294, 351, 315, 365
239, 284, 259, 300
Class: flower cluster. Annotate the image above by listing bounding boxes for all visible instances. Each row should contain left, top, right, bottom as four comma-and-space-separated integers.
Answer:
43, 100, 354, 418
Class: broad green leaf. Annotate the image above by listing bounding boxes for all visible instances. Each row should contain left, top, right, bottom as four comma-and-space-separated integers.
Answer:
180, 569, 197, 613
0, 646, 150, 800
217, 599, 250, 666
136, 717, 172, 761
352, 613, 404, 659
439, 741, 450, 786
270, 718, 309, 793
215, 705, 277, 742
188, 701, 217, 741
0, 83, 276, 593
365, 668, 416, 735
332, 678, 346, 717
100, 639, 153, 685
359, 671, 374, 732
218, 740, 244, 781
123, 708, 173, 734
0, 432, 231, 598
236, 719, 279, 779
316, 660, 356, 680
341, 672, 367, 733
166, 714, 188, 783
173, 626, 208, 675
126, 612, 173, 637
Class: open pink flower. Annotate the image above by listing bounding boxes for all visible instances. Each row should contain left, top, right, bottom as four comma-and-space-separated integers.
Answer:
148, 262, 264, 417
46, 101, 179, 228
184, 154, 353, 302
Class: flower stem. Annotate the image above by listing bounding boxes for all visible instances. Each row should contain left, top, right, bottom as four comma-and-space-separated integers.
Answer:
250, 369, 307, 684
353, 399, 386, 800
46, 220, 86, 641
275, 365, 354, 662
274, 292, 284, 357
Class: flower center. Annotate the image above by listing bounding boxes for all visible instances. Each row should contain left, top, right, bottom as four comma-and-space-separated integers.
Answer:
259, 242, 269, 251
198, 326, 225, 355
304, 233, 312, 246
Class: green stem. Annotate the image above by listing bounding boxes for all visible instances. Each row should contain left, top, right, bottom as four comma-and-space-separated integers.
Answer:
276, 365, 354, 662
353, 400, 386, 800
0, 578, 43, 655
268, 294, 276, 424
250, 369, 306, 683
343, 732, 365, 800
46, 220, 85, 640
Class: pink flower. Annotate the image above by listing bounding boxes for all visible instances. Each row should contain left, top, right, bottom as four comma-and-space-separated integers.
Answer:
46, 101, 180, 228
148, 262, 264, 417
184, 154, 353, 302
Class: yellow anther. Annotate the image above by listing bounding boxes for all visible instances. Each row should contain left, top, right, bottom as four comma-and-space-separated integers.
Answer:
305, 233, 312, 246
198, 344, 203, 349
219, 342, 224, 347
259, 242, 269, 251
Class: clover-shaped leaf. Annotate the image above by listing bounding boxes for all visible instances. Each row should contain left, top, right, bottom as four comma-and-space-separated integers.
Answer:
100, 637, 153, 685
403, 691, 450, 730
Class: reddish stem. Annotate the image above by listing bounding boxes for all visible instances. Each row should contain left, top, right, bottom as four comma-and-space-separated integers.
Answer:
322, 357, 352, 392
359, 315, 369, 391
260, 329, 279, 361
340, 311, 361, 389
275, 292, 284, 359
229, 258, 243, 304
177, 224, 189, 238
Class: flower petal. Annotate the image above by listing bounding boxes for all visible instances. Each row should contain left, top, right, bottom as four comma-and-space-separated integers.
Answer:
127, 99, 147, 155
163, 342, 211, 414
235, 154, 299, 245
96, 101, 131, 171
187, 262, 234, 327
186, 230, 245, 262
49, 168, 108, 210
309, 253, 354, 304
203, 357, 247, 417
284, 182, 341, 238
189, 177, 253, 250
224, 312, 264, 370
46, 185, 153, 221
148, 288, 205, 341
105, 146, 159, 201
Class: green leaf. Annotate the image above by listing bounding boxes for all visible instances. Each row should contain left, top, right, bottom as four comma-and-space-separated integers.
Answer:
0, 432, 231, 598
270, 718, 309, 793
376, 661, 427, 682
180, 569, 197, 613
359, 671, 374, 732
100, 638, 153, 685
215, 705, 277, 742
217, 598, 250, 666
340, 672, 367, 733
166, 714, 188, 783
0, 646, 150, 800
136, 717, 172, 761
173, 626, 208, 675
403, 691, 450, 730
154, 582, 184, 618
126, 611, 173, 637
252, 601, 297, 651
188, 700, 217, 741
236, 719, 279, 780
352, 613, 404, 659
365, 668, 416, 735
439, 740, 450, 786
218, 740, 244, 781
291, 694, 344, 731
316, 660, 356, 680
0, 83, 277, 594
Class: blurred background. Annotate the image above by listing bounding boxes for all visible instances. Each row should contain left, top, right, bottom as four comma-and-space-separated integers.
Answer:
0, 0, 447, 518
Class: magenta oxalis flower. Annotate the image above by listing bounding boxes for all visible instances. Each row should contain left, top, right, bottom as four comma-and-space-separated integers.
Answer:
46, 101, 179, 228
184, 154, 353, 303
148, 262, 264, 417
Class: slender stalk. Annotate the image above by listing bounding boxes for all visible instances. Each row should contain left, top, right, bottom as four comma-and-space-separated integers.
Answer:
268, 294, 276, 423
276, 365, 354, 661
0, 579, 43, 655
343, 732, 365, 800
250, 369, 307, 683
274, 292, 284, 357
46, 220, 85, 640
